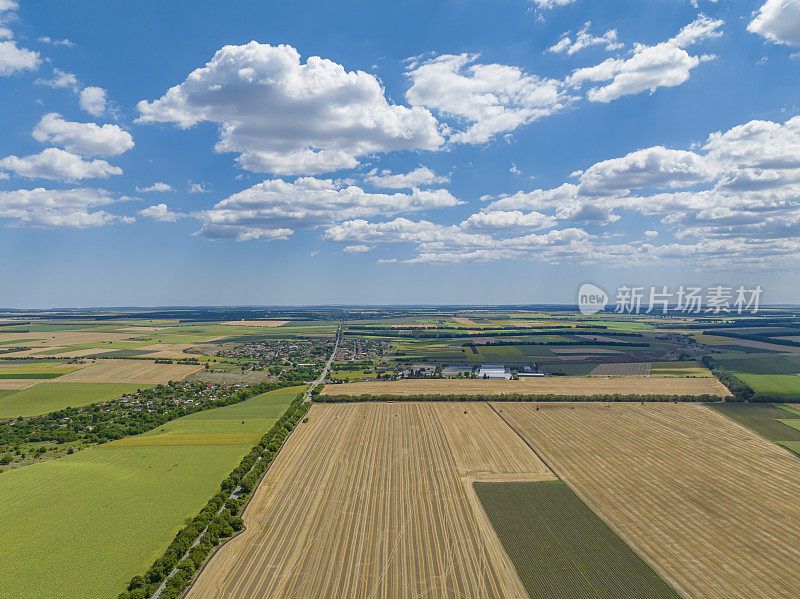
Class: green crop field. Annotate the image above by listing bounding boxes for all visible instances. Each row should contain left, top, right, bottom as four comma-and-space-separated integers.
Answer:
718, 355, 800, 374
474, 481, 680, 599
0, 373, 64, 379
651, 361, 712, 377
464, 345, 556, 363
546, 362, 599, 375
35, 341, 149, 355
0, 362, 85, 379
589, 320, 654, 331
329, 369, 379, 380
735, 373, 800, 397
0, 361, 82, 374
709, 403, 800, 445
0, 382, 144, 418
692, 333, 744, 345
782, 441, 800, 456
0, 337, 41, 345
778, 419, 800, 433
0, 386, 302, 599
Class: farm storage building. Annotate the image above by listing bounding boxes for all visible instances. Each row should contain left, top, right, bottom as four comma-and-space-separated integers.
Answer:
478, 364, 511, 380
442, 366, 473, 377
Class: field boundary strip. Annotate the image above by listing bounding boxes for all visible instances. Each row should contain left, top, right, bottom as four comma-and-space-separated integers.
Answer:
487, 402, 557, 475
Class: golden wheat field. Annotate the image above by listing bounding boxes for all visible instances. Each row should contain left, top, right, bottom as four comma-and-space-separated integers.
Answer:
186, 402, 555, 599
220, 320, 289, 327
320, 377, 730, 397
496, 402, 800, 599
53, 359, 202, 384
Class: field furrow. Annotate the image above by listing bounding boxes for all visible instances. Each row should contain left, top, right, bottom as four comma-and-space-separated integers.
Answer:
186, 402, 552, 598
496, 402, 800, 599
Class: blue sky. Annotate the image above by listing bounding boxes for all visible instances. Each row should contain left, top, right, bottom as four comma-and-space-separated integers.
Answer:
1, 0, 799, 307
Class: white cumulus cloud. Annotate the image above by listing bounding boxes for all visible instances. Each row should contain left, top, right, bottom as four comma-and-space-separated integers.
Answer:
136, 182, 173, 193
35, 68, 78, 91
139, 203, 184, 222
0, 39, 39, 76
748, 0, 800, 47
406, 53, 572, 144
0, 2, 39, 76
364, 166, 449, 189
342, 244, 373, 253
32, 113, 134, 157
0, 148, 122, 180
187, 181, 211, 194
459, 210, 556, 232
0, 187, 129, 228
549, 22, 624, 55
568, 15, 722, 102
198, 177, 461, 241
577, 146, 716, 196
79, 86, 108, 116
136, 42, 443, 175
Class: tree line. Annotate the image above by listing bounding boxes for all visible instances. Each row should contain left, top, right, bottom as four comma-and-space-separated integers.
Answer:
0, 381, 300, 448
701, 355, 755, 401
315, 393, 725, 403
702, 330, 800, 348
462, 340, 648, 348
118, 393, 311, 599
342, 328, 624, 339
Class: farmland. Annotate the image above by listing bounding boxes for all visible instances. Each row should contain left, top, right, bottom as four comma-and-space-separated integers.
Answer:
474, 481, 679, 599
716, 354, 800, 374
6, 307, 800, 598
0, 378, 39, 390
650, 360, 712, 377
186, 402, 556, 598
0, 382, 143, 417
497, 402, 800, 599
588, 362, 651, 376
320, 376, 730, 397
0, 361, 84, 378
0, 386, 301, 599
709, 402, 800, 447
52, 359, 203, 383
735, 373, 800, 397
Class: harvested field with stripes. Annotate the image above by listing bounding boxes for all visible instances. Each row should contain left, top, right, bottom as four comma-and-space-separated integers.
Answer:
320, 377, 731, 397
52, 359, 202, 383
186, 402, 554, 598
0, 378, 38, 390
496, 402, 800, 599
588, 362, 651, 376
220, 320, 288, 327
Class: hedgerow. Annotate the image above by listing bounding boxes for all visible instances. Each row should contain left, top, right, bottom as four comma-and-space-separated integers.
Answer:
701, 356, 754, 401
118, 393, 311, 599
315, 393, 724, 403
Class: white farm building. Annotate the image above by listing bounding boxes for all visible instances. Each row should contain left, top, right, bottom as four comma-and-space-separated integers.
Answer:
478, 364, 511, 380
